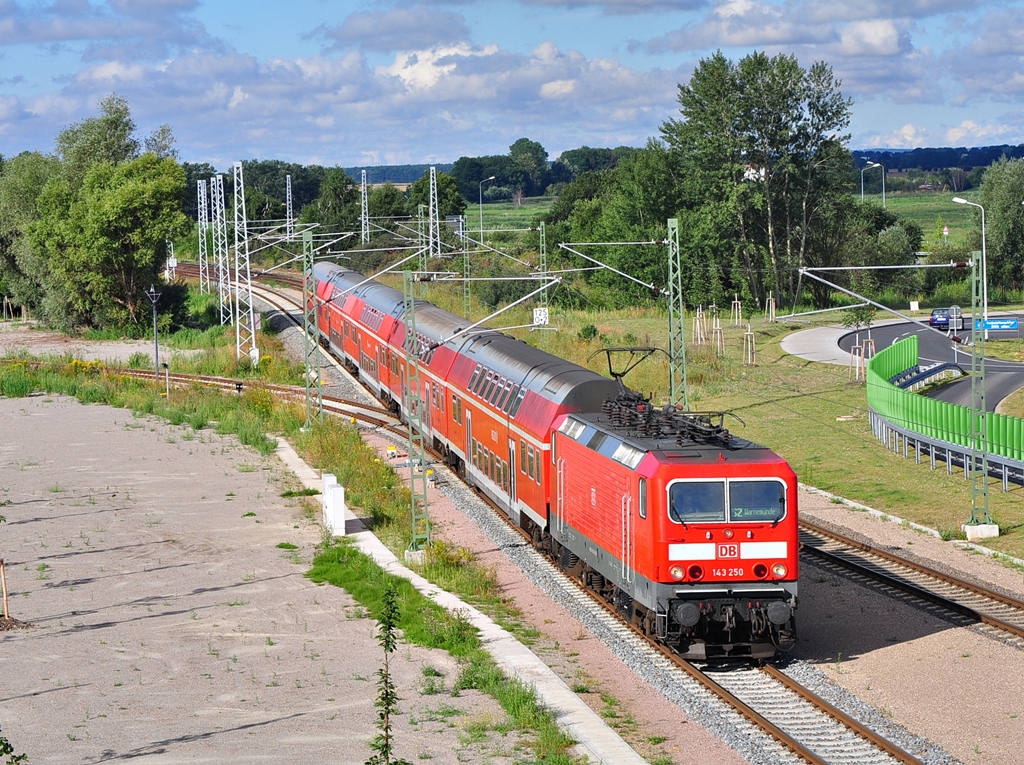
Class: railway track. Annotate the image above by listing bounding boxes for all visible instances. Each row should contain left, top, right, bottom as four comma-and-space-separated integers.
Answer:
800, 521, 1024, 649
167, 268, 954, 764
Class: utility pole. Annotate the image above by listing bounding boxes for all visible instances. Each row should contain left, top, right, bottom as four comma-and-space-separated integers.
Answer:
145, 285, 161, 379
361, 170, 370, 245
211, 175, 231, 325
969, 250, 993, 531
667, 219, 688, 410
538, 221, 549, 349
402, 270, 430, 552
286, 174, 294, 241
197, 180, 210, 294
233, 161, 258, 364
303, 229, 323, 429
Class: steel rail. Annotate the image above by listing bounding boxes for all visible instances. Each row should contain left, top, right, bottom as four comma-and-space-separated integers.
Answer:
800, 521, 1024, 641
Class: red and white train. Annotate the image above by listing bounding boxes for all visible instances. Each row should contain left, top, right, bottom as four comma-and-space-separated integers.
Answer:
314, 261, 799, 659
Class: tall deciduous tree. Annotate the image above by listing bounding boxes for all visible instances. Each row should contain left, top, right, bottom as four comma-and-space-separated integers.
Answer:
299, 167, 359, 229
661, 50, 854, 307
406, 171, 467, 217
32, 154, 190, 328
56, 94, 140, 189
0, 152, 61, 310
977, 157, 1024, 289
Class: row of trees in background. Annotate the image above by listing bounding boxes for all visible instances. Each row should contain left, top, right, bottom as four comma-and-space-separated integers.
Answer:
0, 95, 190, 330
541, 51, 903, 310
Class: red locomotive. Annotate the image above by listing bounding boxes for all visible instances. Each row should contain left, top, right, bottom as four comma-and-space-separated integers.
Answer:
314, 261, 799, 659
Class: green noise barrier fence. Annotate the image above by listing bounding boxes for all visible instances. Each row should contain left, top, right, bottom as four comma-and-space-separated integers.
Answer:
866, 336, 1024, 480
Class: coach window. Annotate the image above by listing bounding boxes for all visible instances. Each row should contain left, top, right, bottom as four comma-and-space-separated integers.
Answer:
638, 478, 647, 519
668, 480, 726, 524
488, 376, 506, 405
519, 441, 526, 473
469, 365, 482, 390
495, 380, 514, 410
729, 480, 786, 523
502, 384, 520, 413
527, 446, 535, 481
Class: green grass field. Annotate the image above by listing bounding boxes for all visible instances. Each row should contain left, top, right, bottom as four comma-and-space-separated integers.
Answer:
863, 191, 979, 249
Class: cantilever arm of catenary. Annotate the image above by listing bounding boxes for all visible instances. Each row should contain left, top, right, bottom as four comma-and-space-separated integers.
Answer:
798, 265, 970, 341
428, 277, 562, 351
558, 243, 666, 295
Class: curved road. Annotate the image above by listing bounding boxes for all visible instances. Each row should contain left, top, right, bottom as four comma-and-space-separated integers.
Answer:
837, 314, 1024, 410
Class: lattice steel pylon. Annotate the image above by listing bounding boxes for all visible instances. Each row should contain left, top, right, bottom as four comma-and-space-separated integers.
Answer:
667, 219, 689, 410
969, 250, 991, 525
286, 174, 294, 241
417, 203, 428, 272
233, 161, 258, 363
428, 167, 440, 263
539, 221, 549, 349
402, 270, 431, 551
303, 229, 323, 428
360, 170, 370, 245
211, 174, 231, 325
197, 180, 210, 294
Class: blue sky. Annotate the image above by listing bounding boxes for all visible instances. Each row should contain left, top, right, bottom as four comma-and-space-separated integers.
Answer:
1, 0, 1022, 168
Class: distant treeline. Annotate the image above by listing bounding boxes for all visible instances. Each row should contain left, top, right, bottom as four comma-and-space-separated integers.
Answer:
344, 163, 453, 183
854, 145, 1024, 171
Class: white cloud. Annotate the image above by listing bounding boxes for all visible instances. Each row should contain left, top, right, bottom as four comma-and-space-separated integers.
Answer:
540, 79, 576, 98
838, 20, 905, 56
317, 6, 470, 53
945, 120, 1012, 144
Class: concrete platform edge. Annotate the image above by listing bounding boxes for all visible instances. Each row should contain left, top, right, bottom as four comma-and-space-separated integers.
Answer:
273, 438, 647, 765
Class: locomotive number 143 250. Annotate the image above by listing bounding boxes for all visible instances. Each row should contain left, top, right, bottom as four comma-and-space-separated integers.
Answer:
712, 567, 745, 577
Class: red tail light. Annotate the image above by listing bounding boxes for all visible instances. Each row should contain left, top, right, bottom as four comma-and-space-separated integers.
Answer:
688, 565, 704, 581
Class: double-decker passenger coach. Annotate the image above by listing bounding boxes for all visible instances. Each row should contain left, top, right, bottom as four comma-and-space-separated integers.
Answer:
313, 260, 799, 660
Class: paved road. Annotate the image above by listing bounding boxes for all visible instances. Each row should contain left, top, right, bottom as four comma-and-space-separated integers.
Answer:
836, 313, 1024, 410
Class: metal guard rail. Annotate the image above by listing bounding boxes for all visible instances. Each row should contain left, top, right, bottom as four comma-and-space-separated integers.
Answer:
869, 409, 1024, 491
867, 335, 1024, 489
889, 362, 966, 390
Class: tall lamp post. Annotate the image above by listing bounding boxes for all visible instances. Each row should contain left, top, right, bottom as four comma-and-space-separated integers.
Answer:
145, 285, 161, 379
861, 161, 885, 206
478, 176, 495, 244
952, 197, 987, 339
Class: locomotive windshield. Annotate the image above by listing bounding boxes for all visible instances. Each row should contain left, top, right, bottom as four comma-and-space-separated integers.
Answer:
668, 479, 786, 524
729, 480, 786, 521
669, 481, 726, 523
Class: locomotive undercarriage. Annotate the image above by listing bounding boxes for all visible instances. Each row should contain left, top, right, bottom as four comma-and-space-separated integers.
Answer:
527, 520, 796, 661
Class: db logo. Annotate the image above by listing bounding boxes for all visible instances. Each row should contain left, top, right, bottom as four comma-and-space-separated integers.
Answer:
717, 543, 739, 559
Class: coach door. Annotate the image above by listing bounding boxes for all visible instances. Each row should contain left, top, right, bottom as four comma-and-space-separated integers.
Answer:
507, 438, 517, 503
555, 449, 566, 536
466, 412, 473, 471
423, 382, 432, 433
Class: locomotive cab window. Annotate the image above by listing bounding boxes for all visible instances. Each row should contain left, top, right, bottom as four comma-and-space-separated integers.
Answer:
668, 479, 786, 524
669, 481, 726, 523
730, 480, 786, 522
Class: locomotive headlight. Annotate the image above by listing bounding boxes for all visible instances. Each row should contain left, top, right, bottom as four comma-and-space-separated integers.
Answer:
771, 563, 788, 578
669, 565, 684, 581
723, 529, 734, 539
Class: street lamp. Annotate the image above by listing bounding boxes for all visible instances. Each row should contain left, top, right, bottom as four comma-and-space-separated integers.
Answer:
145, 285, 161, 379
861, 161, 885, 206
479, 176, 495, 244
953, 197, 987, 339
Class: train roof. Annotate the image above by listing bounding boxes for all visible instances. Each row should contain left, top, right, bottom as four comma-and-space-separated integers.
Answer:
315, 260, 619, 409
558, 407, 786, 472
